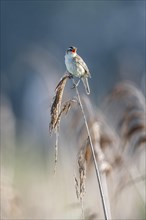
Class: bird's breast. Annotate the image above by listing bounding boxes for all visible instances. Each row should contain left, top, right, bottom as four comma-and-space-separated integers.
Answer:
65, 56, 76, 73
65, 56, 84, 77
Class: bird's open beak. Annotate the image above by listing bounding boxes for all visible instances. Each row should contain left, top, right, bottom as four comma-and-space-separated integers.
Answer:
72, 47, 77, 53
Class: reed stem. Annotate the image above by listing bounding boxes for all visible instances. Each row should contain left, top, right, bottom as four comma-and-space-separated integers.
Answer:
72, 78, 109, 220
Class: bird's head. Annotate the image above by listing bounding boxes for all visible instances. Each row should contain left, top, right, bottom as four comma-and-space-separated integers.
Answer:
66, 46, 77, 57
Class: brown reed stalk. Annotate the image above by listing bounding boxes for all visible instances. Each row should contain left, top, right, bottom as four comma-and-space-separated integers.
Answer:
72, 78, 109, 220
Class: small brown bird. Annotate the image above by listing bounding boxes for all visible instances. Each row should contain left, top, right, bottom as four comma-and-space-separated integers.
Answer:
65, 46, 91, 95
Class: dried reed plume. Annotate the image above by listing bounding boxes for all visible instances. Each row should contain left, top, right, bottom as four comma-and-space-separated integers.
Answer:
75, 138, 88, 208
49, 73, 70, 133
104, 82, 146, 155
55, 98, 77, 128
49, 73, 72, 172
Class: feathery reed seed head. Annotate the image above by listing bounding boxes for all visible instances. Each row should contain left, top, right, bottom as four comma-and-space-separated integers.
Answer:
49, 74, 70, 133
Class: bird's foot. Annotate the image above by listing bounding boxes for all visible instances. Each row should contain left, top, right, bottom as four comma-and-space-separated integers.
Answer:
71, 83, 76, 89
71, 79, 81, 89
68, 73, 73, 79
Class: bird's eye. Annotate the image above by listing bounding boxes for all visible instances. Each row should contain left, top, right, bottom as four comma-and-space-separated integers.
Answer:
67, 47, 75, 52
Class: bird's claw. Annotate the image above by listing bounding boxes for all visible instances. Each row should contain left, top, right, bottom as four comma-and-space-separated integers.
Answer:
68, 73, 73, 79
71, 79, 81, 89
71, 83, 76, 89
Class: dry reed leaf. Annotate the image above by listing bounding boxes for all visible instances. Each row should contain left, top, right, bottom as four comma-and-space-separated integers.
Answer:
49, 73, 70, 133
54, 98, 77, 128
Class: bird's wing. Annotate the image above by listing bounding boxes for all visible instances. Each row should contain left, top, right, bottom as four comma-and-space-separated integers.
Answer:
73, 55, 91, 78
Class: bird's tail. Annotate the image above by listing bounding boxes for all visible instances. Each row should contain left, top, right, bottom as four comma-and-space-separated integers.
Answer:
81, 77, 90, 95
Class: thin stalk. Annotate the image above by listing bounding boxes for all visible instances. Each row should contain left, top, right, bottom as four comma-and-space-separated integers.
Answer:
81, 198, 85, 220
101, 173, 112, 219
73, 78, 109, 220
54, 129, 59, 174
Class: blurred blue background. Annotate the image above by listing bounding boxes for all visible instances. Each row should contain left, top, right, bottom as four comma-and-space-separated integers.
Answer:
1, 0, 145, 144
1, 2, 145, 218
